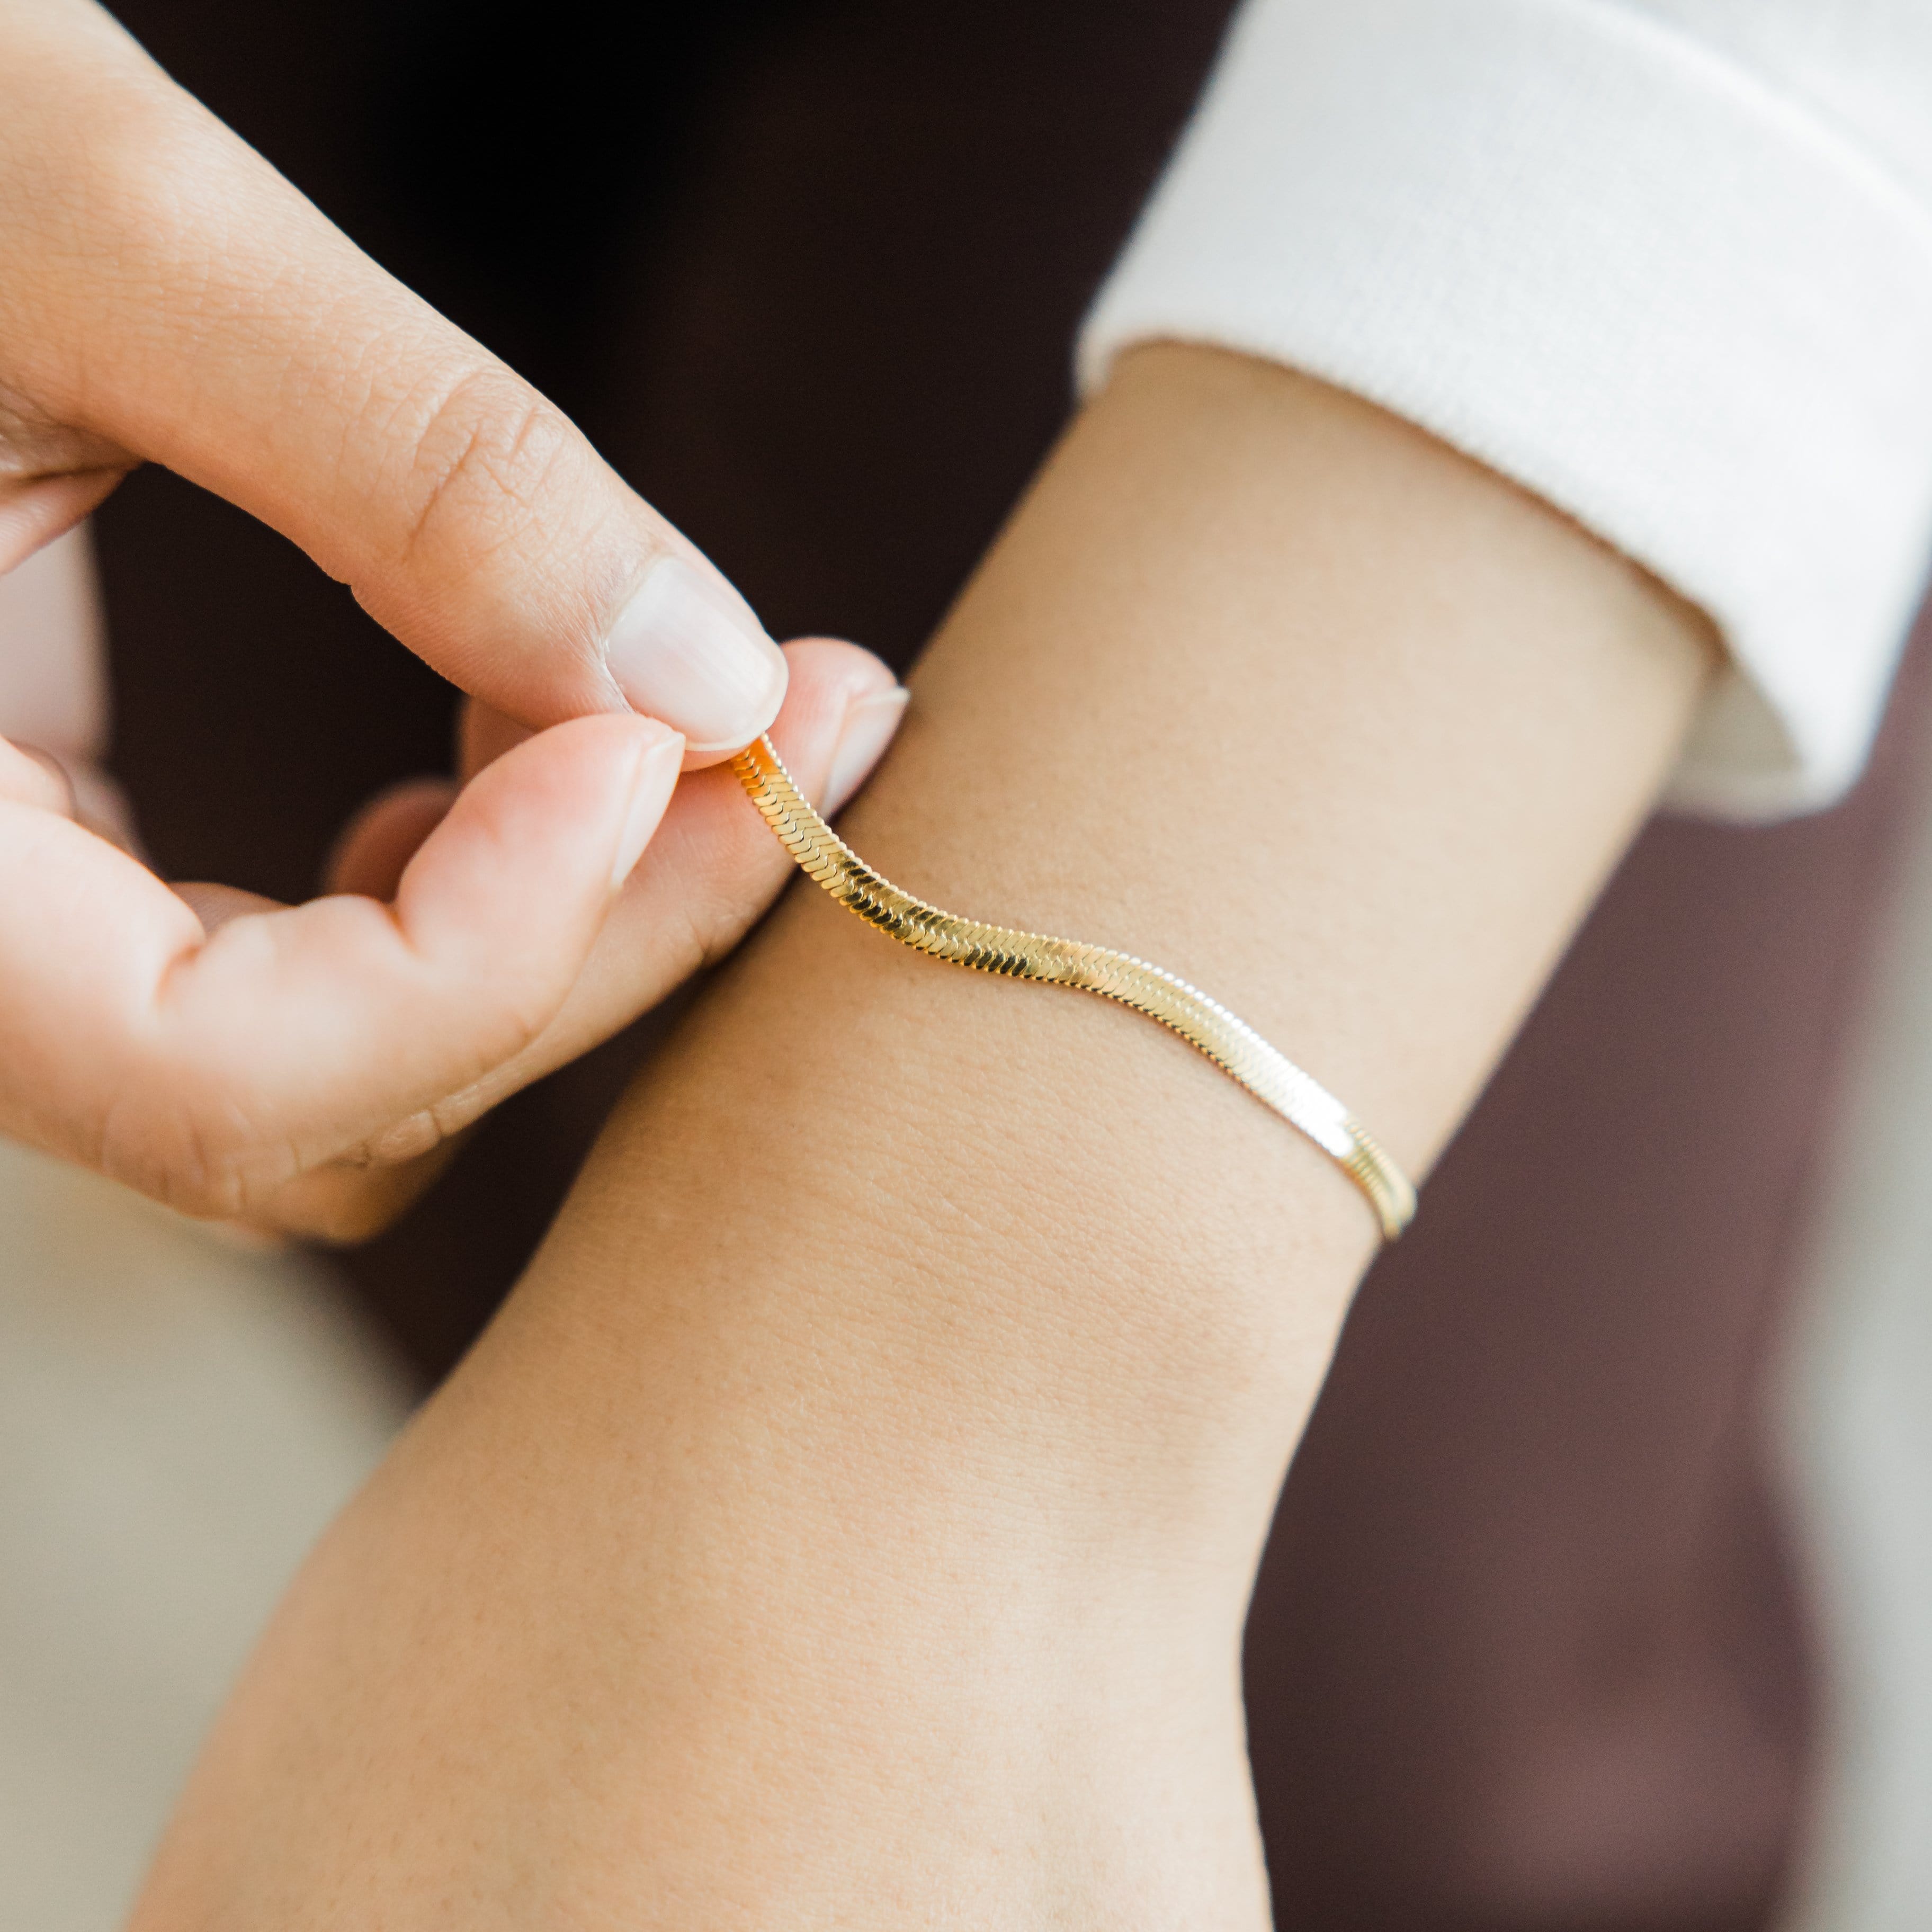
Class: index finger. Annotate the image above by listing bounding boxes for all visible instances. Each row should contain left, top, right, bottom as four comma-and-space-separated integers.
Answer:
0, 0, 785, 760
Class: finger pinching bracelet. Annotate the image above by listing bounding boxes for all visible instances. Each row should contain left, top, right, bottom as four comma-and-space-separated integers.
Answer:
731, 735, 1416, 1241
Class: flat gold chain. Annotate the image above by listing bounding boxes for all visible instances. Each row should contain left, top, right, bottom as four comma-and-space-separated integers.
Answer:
731, 736, 1415, 1240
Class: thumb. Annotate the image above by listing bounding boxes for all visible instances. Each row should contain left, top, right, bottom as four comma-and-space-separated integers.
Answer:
0, 2, 786, 761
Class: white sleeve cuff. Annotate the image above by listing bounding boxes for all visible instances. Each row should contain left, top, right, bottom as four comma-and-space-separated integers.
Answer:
1078, 0, 1932, 818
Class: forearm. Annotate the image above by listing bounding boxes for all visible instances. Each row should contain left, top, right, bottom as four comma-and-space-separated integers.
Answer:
520, 339, 1710, 1533
136, 346, 1713, 1928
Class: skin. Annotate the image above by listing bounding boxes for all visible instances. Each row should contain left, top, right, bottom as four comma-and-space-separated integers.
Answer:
0, 0, 893, 1237
131, 345, 1717, 1927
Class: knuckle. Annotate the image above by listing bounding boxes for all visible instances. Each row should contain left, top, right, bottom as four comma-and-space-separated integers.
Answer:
95, 1076, 292, 1222
361, 1107, 446, 1167
390, 365, 584, 576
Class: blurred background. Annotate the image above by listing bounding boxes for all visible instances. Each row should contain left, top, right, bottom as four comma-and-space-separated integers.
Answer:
3, 3, 1929, 1927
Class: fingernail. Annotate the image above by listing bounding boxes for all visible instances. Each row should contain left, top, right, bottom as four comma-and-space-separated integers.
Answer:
824, 687, 909, 816
612, 729, 686, 888
603, 556, 788, 752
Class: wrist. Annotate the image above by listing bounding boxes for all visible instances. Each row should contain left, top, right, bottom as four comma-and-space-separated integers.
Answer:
533, 900, 1364, 1576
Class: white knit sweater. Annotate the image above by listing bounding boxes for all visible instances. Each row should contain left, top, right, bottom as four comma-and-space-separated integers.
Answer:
1081, 0, 1932, 817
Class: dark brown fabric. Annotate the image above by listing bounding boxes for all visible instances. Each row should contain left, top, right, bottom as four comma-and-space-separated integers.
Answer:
88, 4, 1915, 1925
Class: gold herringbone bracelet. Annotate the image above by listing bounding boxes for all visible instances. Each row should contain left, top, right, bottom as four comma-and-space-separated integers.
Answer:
732, 735, 1415, 1241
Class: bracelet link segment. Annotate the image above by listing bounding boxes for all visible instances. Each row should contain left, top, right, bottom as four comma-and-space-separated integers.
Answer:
732, 735, 1416, 1241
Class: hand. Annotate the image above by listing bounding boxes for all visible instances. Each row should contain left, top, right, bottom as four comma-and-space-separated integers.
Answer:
267, 642, 906, 1239
0, 0, 878, 1230
0, 595, 902, 1235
